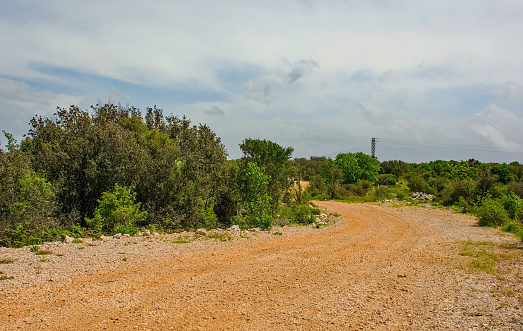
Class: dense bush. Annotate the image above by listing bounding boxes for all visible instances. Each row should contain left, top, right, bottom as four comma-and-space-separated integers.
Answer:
0, 144, 59, 247
476, 198, 509, 227
85, 184, 147, 235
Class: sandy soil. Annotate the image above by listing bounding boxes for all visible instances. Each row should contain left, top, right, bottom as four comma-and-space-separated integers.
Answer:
1, 202, 522, 330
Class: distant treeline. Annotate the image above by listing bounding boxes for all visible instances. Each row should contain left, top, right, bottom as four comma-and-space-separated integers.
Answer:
1, 103, 522, 247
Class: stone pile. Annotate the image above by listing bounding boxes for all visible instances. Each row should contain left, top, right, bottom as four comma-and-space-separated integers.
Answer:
410, 192, 435, 200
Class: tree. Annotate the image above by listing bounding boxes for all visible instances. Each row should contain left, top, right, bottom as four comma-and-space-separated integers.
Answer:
335, 152, 380, 184
234, 162, 273, 230
239, 139, 293, 214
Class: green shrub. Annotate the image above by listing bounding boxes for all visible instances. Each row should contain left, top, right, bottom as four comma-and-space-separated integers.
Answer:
277, 202, 316, 225
233, 162, 273, 230
501, 220, 523, 241
85, 184, 147, 235
476, 198, 509, 227
502, 192, 523, 220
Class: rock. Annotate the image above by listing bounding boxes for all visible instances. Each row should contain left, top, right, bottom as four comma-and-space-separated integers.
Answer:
152, 232, 159, 236
248, 228, 260, 232
195, 228, 207, 236
228, 225, 240, 232
141, 230, 151, 237
411, 192, 434, 200
63, 235, 74, 244
113, 233, 122, 239
123, 234, 131, 238
100, 235, 109, 242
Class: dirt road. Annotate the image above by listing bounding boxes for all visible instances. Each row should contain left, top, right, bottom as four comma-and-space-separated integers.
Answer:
1, 202, 522, 330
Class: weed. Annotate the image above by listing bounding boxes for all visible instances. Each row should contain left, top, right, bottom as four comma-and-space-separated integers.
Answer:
122, 257, 127, 261
166, 238, 191, 244
272, 232, 282, 236
72, 239, 83, 244
0, 259, 14, 264
0, 275, 14, 281
34, 265, 41, 274
29, 245, 39, 253
207, 232, 232, 241
77, 247, 84, 250
458, 240, 519, 274
40, 256, 47, 262
35, 249, 53, 255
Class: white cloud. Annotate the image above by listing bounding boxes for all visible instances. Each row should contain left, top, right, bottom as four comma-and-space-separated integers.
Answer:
203, 105, 225, 116
2, 1, 523, 162
0, 78, 83, 141
466, 104, 523, 151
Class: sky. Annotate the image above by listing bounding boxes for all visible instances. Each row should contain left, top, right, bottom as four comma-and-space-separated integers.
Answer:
1, 0, 523, 163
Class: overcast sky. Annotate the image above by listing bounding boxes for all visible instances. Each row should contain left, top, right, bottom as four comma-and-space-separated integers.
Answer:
2, 0, 523, 162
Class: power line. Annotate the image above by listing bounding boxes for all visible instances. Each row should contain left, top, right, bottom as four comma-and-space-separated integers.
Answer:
379, 137, 523, 155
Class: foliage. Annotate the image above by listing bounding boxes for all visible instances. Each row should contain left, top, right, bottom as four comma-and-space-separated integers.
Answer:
85, 184, 147, 235
233, 162, 273, 230
277, 202, 319, 225
335, 152, 380, 184
0, 142, 58, 247
239, 138, 293, 214
476, 197, 509, 227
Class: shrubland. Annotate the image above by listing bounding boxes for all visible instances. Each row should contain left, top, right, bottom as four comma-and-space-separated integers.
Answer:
2, 103, 522, 246
0, 104, 312, 247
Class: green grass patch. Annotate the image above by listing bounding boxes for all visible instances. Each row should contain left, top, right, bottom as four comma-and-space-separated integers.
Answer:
207, 232, 232, 241
0, 275, 14, 281
272, 232, 282, 236
166, 238, 191, 244
458, 240, 518, 274
35, 249, 53, 255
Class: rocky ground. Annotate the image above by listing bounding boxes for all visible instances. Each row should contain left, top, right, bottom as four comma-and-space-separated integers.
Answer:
1, 202, 522, 330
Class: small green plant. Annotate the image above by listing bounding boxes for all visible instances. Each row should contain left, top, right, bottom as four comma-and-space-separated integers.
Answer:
35, 249, 53, 255
85, 184, 146, 235
166, 238, 191, 244
122, 257, 127, 261
476, 198, 509, 227
34, 265, 41, 274
29, 245, 39, 253
1, 275, 14, 281
272, 232, 282, 236
40, 256, 47, 262
207, 232, 232, 241
72, 238, 83, 244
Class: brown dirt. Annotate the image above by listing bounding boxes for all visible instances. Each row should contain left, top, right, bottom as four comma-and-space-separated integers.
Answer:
1, 202, 522, 330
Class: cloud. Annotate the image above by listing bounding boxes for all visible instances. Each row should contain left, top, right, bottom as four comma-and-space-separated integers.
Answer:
466, 104, 523, 151
203, 105, 225, 116
0, 78, 83, 142
240, 75, 284, 104
287, 59, 319, 84
240, 58, 320, 104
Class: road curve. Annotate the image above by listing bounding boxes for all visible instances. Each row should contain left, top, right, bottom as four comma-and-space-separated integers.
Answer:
1, 202, 520, 330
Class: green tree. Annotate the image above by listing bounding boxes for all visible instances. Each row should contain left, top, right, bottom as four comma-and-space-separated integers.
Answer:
239, 139, 293, 214
234, 162, 273, 230
85, 184, 147, 235
0, 137, 58, 247
335, 152, 380, 184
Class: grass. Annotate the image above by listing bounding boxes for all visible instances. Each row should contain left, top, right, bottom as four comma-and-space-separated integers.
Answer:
207, 232, 232, 241
166, 238, 191, 244
458, 240, 520, 274
272, 232, 282, 236
35, 249, 53, 255
0, 275, 14, 281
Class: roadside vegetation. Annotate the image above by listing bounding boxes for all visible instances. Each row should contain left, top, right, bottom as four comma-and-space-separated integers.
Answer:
1, 102, 522, 247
